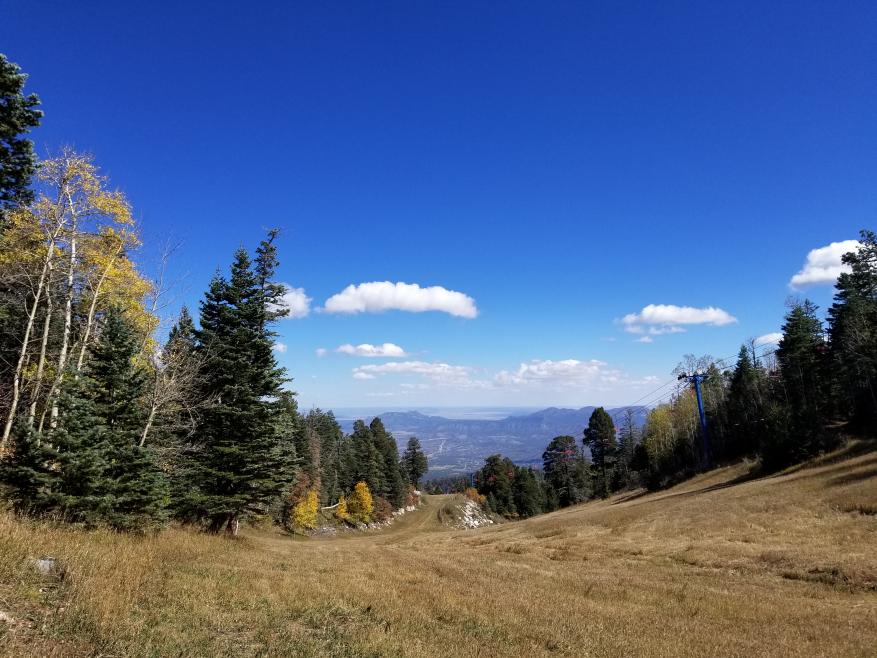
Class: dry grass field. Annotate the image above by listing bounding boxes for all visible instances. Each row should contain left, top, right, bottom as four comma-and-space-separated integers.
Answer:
1, 441, 876, 657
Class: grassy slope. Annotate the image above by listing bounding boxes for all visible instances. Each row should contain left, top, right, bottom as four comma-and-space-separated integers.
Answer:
1, 442, 876, 657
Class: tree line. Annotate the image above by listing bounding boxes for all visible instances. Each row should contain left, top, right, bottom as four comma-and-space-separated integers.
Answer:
471, 237, 877, 517
0, 55, 428, 533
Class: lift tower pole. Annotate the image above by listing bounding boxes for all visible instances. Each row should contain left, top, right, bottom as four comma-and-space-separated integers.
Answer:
678, 372, 712, 470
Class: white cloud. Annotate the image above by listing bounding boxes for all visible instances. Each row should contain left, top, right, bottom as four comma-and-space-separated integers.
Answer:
755, 332, 783, 346
789, 239, 860, 289
315, 347, 328, 357
323, 281, 477, 318
635, 336, 654, 343
272, 342, 288, 353
494, 359, 612, 387
337, 342, 408, 358
277, 284, 312, 319
350, 356, 660, 402
621, 304, 738, 336
352, 361, 478, 386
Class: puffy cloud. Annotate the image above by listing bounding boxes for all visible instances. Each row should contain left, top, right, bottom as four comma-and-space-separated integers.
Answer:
755, 332, 783, 346
621, 304, 738, 335
277, 284, 312, 319
323, 281, 477, 318
315, 347, 328, 357
272, 342, 288, 353
789, 239, 860, 289
495, 359, 612, 387
352, 361, 477, 386
337, 342, 408, 358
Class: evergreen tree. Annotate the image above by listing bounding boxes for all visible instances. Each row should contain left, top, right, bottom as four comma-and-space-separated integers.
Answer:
0, 422, 56, 515
542, 435, 589, 506
81, 309, 167, 531
725, 344, 764, 457
828, 231, 877, 428
512, 466, 544, 518
0, 54, 42, 221
187, 238, 294, 533
769, 299, 831, 467
401, 436, 428, 488
12, 309, 169, 531
475, 454, 517, 516
583, 407, 617, 498
615, 409, 640, 489
349, 420, 383, 495
369, 417, 406, 508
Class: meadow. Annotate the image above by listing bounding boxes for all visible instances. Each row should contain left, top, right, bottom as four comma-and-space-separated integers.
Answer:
1, 441, 875, 657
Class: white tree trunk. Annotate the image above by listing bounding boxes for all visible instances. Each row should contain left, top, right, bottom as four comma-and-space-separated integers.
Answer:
2, 239, 57, 447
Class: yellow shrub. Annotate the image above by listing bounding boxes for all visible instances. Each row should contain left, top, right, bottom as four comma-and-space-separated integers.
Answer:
347, 481, 374, 524
335, 495, 349, 521
291, 489, 318, 530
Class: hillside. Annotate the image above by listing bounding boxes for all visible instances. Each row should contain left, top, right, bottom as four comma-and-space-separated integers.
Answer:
1, 440, 875, 657
337, 406, 649, 476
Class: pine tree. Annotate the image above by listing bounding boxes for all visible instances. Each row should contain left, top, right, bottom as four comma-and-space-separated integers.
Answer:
542, 435, 589, 506
828, 231, 877, 428
349, 420, 384, 495
187, 237, 294, 533
512, 466, 544, 518
370, 417, 406, 508
583, 407, 617, 498
768, 299, 831, 468
31, 309, 168, 531
0, 54, 42, 221
401, 436, 428, 488
615, 409, 640, 489
0, 422, 56, 515
726, 344, 764, 457
81, 309, 167, 531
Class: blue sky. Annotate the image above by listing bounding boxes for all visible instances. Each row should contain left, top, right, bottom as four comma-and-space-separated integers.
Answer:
3, 1, 874, 409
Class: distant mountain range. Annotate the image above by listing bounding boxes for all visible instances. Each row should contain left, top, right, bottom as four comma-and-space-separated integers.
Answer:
338, 407, 648, 478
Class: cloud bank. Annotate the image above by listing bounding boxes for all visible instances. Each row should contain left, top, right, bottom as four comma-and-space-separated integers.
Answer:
789, 239, 860, 289
323, 281, 477, 318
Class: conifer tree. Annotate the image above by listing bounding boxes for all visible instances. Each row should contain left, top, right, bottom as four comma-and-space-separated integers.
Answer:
769, 299, 830, 467
401, 436, 428, 488
512, 466, 544, 518
583, 407, 617, 498
542, 435, 589, 506
828, 231, 877, 428
0, 54, 42, 221
369, 417, 406, 508
187, 237, 294, 533
16, 308, 169, 531
0, 422, 56, 514
349, 420, 384, 494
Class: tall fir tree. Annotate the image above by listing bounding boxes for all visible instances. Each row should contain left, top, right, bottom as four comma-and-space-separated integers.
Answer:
3, 309, 167, 531
542, 435, 589, 506
828, 231, 877, 428
187, 237, 294, 533
583, 407, 617, 498
0, 54, 42, 221
369, 417, 406, 508
401, 436, 428, 488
